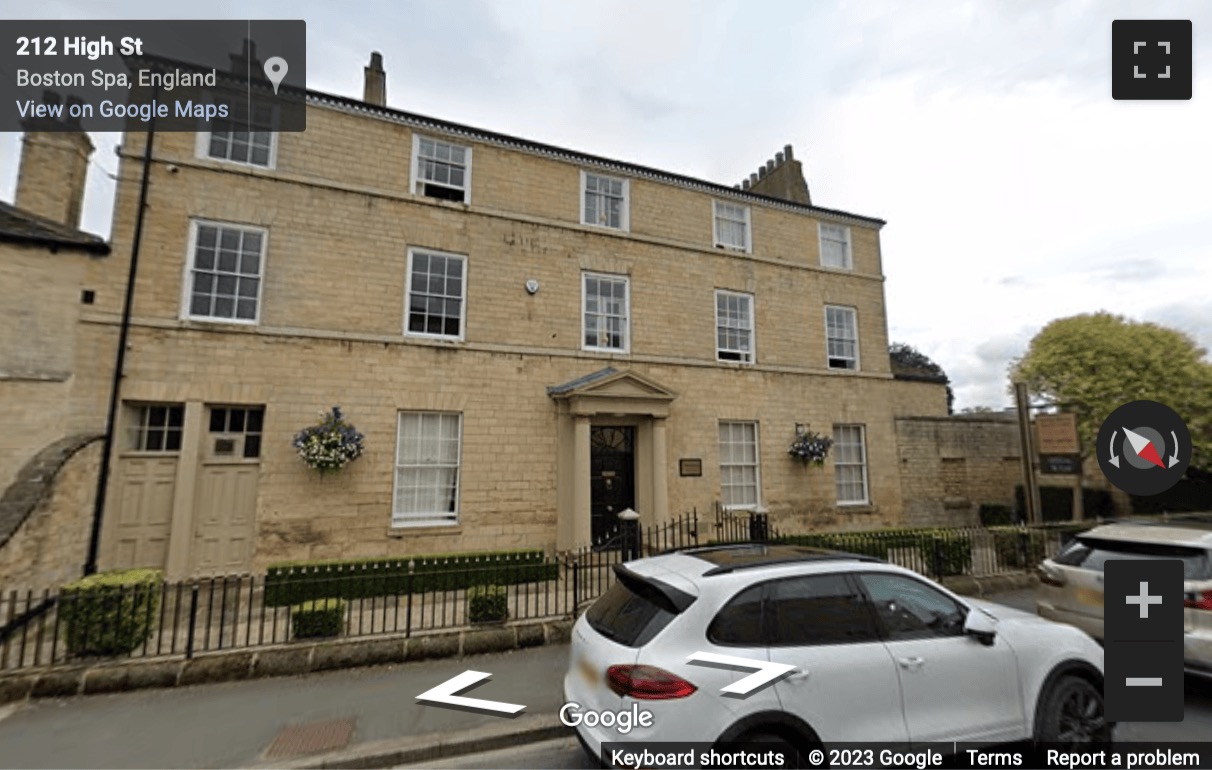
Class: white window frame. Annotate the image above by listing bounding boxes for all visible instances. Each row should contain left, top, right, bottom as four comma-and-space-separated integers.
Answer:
194, 104, 279, 169
819, 222, 853, 270
581, 272, 631, 353
713, 200, 752, 253
392, 411, 463, 528
181, 219, 268, 325
404, 248, 468, 341
824, 305, 860, 370
715, 289, 755, 364
833, 424, 870, 506
410, 134, 473, 204
580, 171, 630, 231
719, 421, 762, 511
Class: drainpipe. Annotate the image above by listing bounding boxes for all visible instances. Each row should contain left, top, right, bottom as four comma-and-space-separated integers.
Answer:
85, 120, 156, 576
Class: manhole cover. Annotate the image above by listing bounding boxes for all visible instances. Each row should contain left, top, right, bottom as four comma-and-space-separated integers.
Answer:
264, 717, 355, 758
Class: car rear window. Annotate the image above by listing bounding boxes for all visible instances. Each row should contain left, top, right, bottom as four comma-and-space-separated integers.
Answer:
1056, 537, 1211, 580
585, 580, 678, 647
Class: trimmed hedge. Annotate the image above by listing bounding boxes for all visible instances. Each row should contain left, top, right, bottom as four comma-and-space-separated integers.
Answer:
916, 531, 973, 577
291, 598, 346, 639
468, 585, 509, 623
60, 569, 162, 656
777, 527, 974, 576
263, 549, 558, 606
989, 527, 1046, 570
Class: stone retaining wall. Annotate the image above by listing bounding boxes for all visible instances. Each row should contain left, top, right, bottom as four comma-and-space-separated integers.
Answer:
0, 617, 572, 706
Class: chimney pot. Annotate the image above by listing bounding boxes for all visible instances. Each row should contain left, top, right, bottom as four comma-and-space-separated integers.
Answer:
784, 144, 794, 160
757, 166, 767, 179
741, 179, 750, 190
765, 159, 775, 173
364, 51, 387, 106
775, 151, 785, 165
749, 172, 759, 184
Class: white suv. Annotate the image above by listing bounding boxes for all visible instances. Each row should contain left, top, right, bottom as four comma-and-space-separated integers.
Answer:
1036, 518, 1212, 675
564, 544, 1109, 763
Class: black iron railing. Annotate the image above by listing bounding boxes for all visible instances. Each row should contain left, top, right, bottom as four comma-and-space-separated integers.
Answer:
0, 515, 1090, 673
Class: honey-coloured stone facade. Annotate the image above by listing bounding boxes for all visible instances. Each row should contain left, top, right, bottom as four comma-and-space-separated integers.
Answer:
66, 90, 949, 578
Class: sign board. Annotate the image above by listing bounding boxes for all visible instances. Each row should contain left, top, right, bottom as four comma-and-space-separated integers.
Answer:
679, 458, 702, 477
1041, 454, 1083, 475
1036, 413, 1080, 454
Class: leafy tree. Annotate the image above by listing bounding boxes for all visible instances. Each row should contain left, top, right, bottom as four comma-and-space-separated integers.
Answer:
889, 342, 954, 414
1012, 312, 1212, 472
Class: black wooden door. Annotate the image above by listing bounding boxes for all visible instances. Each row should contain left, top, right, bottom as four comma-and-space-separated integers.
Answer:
590, 426, 635, 543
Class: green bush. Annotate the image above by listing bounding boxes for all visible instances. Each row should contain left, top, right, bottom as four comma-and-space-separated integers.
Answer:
917, 531, 973, 577
777, 532, 892, 560
990, 528, 1046, 570
467, 585, 509, 623
979, 504, 1016, 526
264, 549, 558, 606
60, 569, 162, 656
290, 598, 346, 639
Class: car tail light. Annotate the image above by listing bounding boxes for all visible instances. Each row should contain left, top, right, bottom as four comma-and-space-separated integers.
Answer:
606, 664, 697, 700
1037, 564, 1066, 587
1184, 590, 1212, 611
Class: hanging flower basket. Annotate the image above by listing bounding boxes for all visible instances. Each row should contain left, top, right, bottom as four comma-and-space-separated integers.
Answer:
788, 430, 832, 467
292, 406, 365, 475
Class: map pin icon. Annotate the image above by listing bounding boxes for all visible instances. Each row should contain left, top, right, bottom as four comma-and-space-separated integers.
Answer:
263, 56, 288, 95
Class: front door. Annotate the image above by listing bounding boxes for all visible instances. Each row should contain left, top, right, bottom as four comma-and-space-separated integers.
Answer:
106, 403, 183, 569
590, 426, 635, 543
191, 406, 263, 575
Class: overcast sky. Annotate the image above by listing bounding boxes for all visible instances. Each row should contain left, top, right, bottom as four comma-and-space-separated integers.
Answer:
4, 0, 1210, 410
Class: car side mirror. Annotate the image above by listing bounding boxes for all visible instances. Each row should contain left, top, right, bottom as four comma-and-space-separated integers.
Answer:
963, 609, 997, 646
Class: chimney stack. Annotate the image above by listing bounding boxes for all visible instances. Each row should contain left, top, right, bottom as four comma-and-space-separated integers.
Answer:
740, 143, 811, 206
15, 89, 94, 228
364, 52, 386, 106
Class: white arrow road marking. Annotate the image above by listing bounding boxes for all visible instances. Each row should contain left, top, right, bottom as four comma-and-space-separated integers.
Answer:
416, 670, 525, 715
687, 651, 797, 697
1169, 430, 1181, 468
1109, 429, 1120, 468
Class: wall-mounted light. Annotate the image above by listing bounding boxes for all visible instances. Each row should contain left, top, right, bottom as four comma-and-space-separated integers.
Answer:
525, 279, 540, 295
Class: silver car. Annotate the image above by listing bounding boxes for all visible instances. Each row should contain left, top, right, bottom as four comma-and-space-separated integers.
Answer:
1036, 518, 1212, 676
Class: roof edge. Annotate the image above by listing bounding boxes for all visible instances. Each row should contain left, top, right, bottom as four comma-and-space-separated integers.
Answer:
305, 89, 887, 228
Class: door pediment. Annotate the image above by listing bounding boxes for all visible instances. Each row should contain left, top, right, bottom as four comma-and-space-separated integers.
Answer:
548, 367, 677, 417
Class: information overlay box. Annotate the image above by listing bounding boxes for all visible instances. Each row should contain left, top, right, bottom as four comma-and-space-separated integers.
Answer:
2, 20, 306, 132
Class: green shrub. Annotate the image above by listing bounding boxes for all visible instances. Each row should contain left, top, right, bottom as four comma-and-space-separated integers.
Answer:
979, 504, 1016, 527
60, 569, 162, 656
916, 531, 973, 577
290, 598, 346, 639
777, 532, 892, 561
467, 585, 509, 623
990, 528, 1046, 570
263, 549, 558, 606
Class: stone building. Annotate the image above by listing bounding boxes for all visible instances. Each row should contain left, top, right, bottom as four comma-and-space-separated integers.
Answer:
0, 111, 109, 589
10, 54, 955, 583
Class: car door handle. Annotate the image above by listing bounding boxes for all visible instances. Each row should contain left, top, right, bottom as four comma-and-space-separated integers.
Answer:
898, 656, 925, 670
787, 669, 810, 682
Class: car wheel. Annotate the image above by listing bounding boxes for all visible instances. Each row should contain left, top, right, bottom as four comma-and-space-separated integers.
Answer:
731, 730, 818, 769
1035, 675, 1112, 745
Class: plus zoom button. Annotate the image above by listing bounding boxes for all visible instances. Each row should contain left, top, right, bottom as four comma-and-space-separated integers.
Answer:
1103, 559, 1184, 722
1112, 20, 1192, 100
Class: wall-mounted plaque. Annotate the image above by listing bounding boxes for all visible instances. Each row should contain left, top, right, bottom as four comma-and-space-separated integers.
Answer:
679, 458, 702, 477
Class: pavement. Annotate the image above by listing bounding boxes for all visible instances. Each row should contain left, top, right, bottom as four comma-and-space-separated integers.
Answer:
0, 589, 1040, 770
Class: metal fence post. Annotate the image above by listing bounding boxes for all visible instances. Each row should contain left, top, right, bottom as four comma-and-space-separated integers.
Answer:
931, 537, 944, 578
185, 583, 199, 659
572, 559, 580, 613
404, 560, 414, 639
